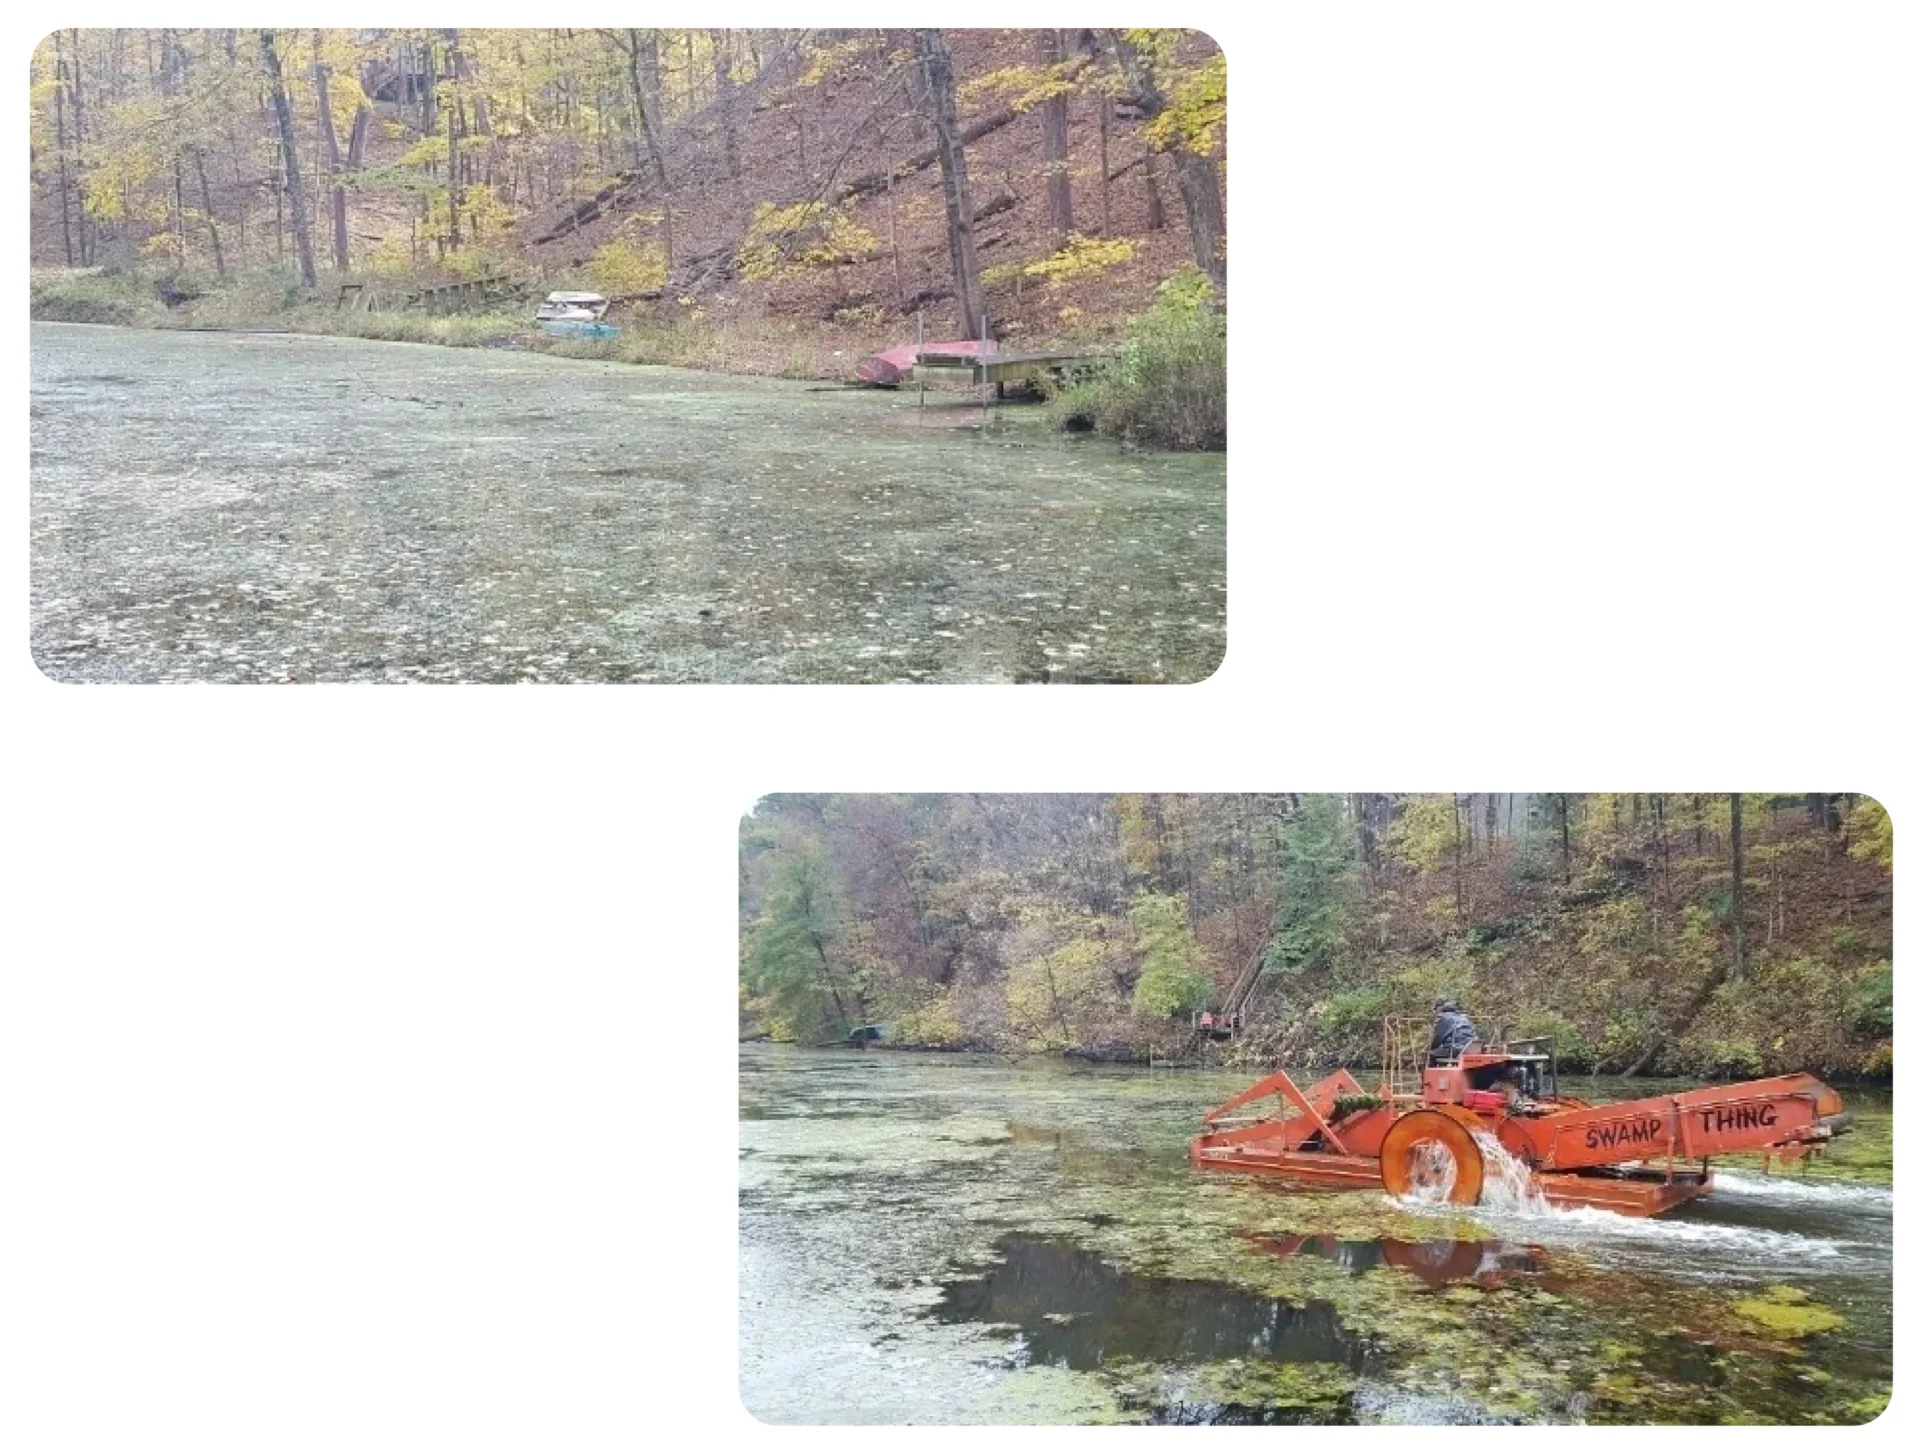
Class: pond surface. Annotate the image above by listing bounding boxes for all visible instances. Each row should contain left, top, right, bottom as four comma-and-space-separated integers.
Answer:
30, 323, 1224, 683
738, 1044, 1891, 1425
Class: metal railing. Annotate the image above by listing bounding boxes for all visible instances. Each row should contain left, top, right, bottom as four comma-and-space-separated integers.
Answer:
1380, 1015, 1428, 1103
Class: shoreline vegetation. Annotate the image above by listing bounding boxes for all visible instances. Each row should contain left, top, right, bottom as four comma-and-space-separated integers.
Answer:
743, 1036, 1895, 1089
739, 794, 1894, 1085
29, 261, 1225, 451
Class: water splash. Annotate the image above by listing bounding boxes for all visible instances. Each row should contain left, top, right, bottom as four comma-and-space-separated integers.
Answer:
1470, 1131, 1550, 1215
1399, 1141, 1459, 1204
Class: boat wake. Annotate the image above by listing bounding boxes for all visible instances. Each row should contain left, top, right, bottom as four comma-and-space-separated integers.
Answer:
1388, 1135, 1861, 1264
1706, 1170, 1892, 1213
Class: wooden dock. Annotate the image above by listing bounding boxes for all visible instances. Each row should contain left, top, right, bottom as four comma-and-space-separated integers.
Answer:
406, 275, 519, 314
914, 347, 1109, 396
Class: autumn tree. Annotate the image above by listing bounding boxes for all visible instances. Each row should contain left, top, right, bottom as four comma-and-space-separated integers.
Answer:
309, 29, 351, 272
1035, 29, 1073, 247
605, 28, 676, 269
913, 29, 986, 339
1109, 29, 1226, 288
260, 30, 316, 288
1129, 892, 1212, 1017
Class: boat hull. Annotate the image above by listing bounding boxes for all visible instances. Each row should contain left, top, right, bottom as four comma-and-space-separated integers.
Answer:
855, 338, 990, 387
540, 320, 620, 341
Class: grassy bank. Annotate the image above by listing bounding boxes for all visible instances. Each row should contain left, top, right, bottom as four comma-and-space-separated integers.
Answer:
31, 267, 1225, 448
29, 268, 884, 380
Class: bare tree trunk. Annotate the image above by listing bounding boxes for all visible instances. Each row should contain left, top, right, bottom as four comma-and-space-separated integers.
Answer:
712, 30, 742, 185
1036, 29, 1073, 246
1656, 792, 1672, 909
53, 34, 74, 266
346, 103, 371, 169
446, 102, 461, 249
1173, 149, 1227, 287
884, 133, 903, 303
443, 30, 490, 136
1453, 794, 1465, 918
1729, 793, 1747, 981
1097, 93, 1112, 236
68, 31, 92, 264
259, 31, 316, 288
620, 28, 675, 268
170, 156, 186, 266
311, 40, 349, 272
914, 30, 985, 340
640, 31, 661, 124
419, 39, 436, 137
1142, 153, 1166, 230
192, 149, 225, 278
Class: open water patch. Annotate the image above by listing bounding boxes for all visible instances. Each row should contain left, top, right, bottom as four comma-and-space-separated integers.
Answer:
930, 1232, 1379, 1374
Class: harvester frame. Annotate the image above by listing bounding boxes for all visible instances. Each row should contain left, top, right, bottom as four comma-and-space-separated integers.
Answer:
1190, 1016, 1850, 1216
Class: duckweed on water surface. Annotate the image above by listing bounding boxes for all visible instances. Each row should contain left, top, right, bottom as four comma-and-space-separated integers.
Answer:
1732, 1285, 1847, 1338
739, 1046, 1891, 1425
32, 324, 1224, 683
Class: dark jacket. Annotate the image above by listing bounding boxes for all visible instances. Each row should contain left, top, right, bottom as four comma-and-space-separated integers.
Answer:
1428, 1009, 1477, 1063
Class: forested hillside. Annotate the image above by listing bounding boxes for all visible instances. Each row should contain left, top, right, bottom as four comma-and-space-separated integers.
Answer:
740, 794, 1893, 1080
29, 29, 1224, 377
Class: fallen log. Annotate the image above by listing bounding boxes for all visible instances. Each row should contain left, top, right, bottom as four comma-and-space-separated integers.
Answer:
835, 105, 1019, 203
530, 170, 645, 245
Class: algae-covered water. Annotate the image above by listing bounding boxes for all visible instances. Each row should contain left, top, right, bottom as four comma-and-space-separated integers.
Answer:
30, 322, 1224, 683
738, 1044, 1892, 1425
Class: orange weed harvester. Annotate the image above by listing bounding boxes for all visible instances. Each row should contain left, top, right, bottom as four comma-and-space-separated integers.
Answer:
1190, 1017, 1851, 1216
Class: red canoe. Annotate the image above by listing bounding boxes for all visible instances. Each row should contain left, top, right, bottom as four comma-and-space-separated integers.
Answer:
856, 339, 990, 387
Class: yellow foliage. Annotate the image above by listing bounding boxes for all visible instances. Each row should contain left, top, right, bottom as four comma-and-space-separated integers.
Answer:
364, 236, 416, 278
1121, 28, 1183, 71
1006, 938, 1108, 1051
459, 184, 515, 238
586, 229, 668, 296
1382, 795, 1458, 874
1144, 51, 1226, 155
737, 200, 876, 283
78, 96, 171, 224
1018, 233, 1136, 286
959, 61, 1083, 114
441, 247, 499, 281
893, 994, 963, 1048
1848, 798, 1892, 869
798, 38, 871, 88
324, 71, 369, 139
397, 133, 483, 170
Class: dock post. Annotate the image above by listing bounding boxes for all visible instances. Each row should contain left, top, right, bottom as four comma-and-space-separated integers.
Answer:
980, 314, 992, 423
